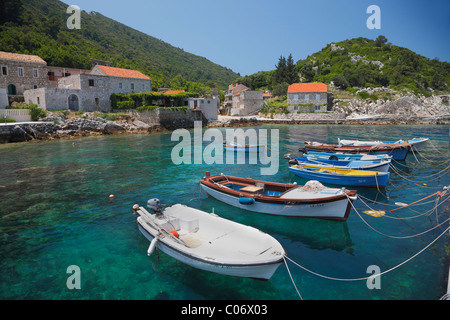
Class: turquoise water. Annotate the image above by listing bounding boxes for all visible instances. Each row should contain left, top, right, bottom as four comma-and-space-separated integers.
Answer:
0, 124, 449, 300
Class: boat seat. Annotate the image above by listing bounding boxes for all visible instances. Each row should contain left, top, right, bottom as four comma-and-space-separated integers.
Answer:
179, 234, 205, 248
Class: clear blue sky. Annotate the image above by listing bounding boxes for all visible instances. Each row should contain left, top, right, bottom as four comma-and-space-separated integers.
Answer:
67, 0, 449, 76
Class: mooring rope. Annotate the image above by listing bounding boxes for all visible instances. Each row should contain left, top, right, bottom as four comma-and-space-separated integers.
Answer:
284, 222, 450, 283
357, 193, 450, 220
347, 194, 450, 239
283, 256, 303, 300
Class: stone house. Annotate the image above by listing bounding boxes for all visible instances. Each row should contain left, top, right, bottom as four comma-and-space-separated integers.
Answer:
25, 65, 152, 112
287, 83, 333, 113
0, 51, 48, 98
223, 84, 249, 114
230, 90, 263, 116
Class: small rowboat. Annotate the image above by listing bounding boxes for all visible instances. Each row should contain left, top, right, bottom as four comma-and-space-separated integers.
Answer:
223, 142, 265, 153
338, 137, 429, 152
134, 199, 285, 280
304, 141, 411, 161
292, 157, 391, 173
200, 172, 357, 221
289, 164, 390, 188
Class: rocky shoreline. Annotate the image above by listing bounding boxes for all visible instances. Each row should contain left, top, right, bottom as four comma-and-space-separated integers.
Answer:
1, 92, 449, 144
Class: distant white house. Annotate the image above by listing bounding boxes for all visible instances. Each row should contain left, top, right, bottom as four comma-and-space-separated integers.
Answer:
185, 97, 218, 121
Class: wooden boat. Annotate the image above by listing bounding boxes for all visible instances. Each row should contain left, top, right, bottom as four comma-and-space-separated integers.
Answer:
301, 149, 392, 161
339, 137, 429, 152
223, 142, 265, 153
200, 172, 357, 221
289, 164, 390, 188
304, 141, 411, 161
292, 157, 391, 173
134, 199, 285, 280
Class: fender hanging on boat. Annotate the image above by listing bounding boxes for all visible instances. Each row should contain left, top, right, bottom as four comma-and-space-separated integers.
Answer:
239, 197, 255, 205
147, 237, 158, 256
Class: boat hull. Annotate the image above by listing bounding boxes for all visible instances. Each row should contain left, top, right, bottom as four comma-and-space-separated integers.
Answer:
289, 166, 389, 188
223, 145, 265, 153
296, 158, 390, 173
201, 184, 353, 221
137, 220, 282, 280
304, 142, 410, 161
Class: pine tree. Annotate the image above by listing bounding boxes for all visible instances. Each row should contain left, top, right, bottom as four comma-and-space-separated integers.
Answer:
286, 54, 299, 84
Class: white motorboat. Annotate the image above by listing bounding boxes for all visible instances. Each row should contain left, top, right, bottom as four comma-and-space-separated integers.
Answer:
134, 199, 285, 280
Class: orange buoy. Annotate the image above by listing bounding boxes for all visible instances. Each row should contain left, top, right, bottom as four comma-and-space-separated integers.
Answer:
132, 204, 139, 210
170, 230, 179, 238
109, 194, 114, 199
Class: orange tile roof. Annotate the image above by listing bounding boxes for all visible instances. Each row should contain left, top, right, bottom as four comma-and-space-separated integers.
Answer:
0, 51, 46, 64
95, 65, 150, 80
288, 83, 327, 93
163, 90, 185, 95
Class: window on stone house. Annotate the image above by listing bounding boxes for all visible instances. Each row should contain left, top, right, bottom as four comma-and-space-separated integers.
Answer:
142, 84, 145, 91
89, 79, 94, 86
2, 66, 7, 76
304, 94, 309, 100
37, 97, 40, 105
131, 83, 134, 90
294, 94, 299, 100
119, 82, 122, 89
316, 94, 321, 100
18, 67, 24, 77
33, 69, 38, 78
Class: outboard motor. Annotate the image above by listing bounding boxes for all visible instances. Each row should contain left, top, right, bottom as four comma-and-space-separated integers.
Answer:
147, 198, 163, 216
298, 147, 308, 154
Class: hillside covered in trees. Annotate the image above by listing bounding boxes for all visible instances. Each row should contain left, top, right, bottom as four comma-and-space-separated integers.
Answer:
0, 0, 239, 90
235, 36, 449, 96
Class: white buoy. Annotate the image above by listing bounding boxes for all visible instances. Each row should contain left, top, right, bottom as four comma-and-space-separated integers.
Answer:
147, 237, 158, 256
395, 202, 408, 207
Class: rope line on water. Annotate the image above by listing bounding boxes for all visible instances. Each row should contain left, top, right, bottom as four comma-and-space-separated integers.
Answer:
347, 194, 450, 239
284, 222, 450, 283
283, 256, 303, 300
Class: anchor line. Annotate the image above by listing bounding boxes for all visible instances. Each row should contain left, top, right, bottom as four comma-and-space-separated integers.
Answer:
284, 222, 450, 283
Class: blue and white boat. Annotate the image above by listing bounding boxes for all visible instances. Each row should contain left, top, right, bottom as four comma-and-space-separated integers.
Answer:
300, 149, 392, 162
223, 142, 265, 153
292, 157, 390, 173
289, 164, 390, 188
304, 141, 411, 161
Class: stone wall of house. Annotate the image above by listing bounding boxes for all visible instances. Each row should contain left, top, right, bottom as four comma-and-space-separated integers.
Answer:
231, 91, 263, 116
0, 88, 8, 108
287, 92, 332, 113
0, 60, 48, 96
27, 73, 152, 112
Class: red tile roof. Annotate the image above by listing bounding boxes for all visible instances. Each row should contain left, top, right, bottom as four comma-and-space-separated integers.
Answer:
95, 65, 150, 80
163, 90, 185, 95
288, 83, 327, 93
0, 51, 46, 64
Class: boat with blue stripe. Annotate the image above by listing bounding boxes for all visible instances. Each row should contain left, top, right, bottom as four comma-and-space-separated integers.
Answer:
289, 164, 390, 188
291, 157, 390, 173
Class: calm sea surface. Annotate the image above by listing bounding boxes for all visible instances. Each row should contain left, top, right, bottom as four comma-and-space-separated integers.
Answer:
0, 124, 449, 300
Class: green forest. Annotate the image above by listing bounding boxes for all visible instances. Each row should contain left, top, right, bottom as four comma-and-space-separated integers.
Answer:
234, 36, 450, 96
0, 0, 239, 91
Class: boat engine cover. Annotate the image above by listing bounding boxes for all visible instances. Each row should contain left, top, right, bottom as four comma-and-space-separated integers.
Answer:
147, 198, 163, 213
